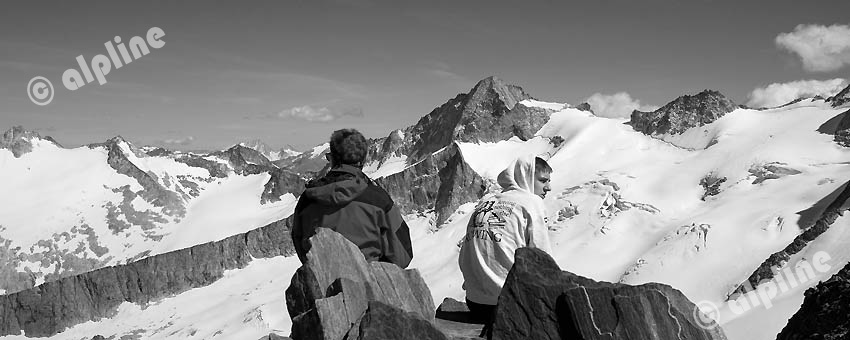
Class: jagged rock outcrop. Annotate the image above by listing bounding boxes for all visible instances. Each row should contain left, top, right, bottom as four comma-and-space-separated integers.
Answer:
748, 162, 802, 184
285, 228, 442, 340
0, 217, 295, 337
88, 137, 186, 216
731, 180, 850, 297
630, 90, 738, 135
0, 126, 60, 158
575, 102, 593, 113
700, 172, 727, 200
213, 144, 275, 175
375, 143, 488, 225
776, 261, 850, 340
398, 76, 544, 163
826, 83, 850, 107
261, 167, 307, 203
492, 247, 728, 340
816, 108, 850, 147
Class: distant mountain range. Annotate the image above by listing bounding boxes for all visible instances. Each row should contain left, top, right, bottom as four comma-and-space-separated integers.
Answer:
1, 78, 849, 340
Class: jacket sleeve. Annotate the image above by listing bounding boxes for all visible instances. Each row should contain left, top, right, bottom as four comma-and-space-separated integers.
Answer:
381, 204, 413, 268
525, 198, 553, 254
291, 197, 308, 263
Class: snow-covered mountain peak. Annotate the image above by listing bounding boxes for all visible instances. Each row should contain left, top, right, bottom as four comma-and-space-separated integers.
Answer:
0, 126, 61, 158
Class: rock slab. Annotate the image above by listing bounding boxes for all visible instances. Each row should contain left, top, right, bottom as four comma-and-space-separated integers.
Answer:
491, 247, 728, 340
285, 228, 442, 340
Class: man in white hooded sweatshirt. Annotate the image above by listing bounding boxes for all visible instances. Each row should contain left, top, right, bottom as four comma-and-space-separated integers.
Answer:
458, 154, 553, 334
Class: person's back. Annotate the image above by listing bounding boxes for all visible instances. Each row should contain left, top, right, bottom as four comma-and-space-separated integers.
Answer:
458, 155, 553, 334
291, 129, 413, 268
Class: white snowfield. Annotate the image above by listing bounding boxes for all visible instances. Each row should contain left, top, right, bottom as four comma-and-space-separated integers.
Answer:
2, 98, 849, 339
0, 138, 297, 289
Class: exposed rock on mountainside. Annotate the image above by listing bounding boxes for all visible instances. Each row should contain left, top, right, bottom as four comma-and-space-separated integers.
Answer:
816, 109, 850, 147
826, 83, 850, 107
834, 110, 850, 147
630, 90, 738, 135
748, 162, 802, 185
492, 247, 728, 340
0, 217, 295, 337
89, 137, 186, 217
213, 145, 275, 175
374, 143, 488, 226
731, 180, 850, 297
261, 168, 307, 204
273, 77, 551, 221
378, 76, 546, 164
285, 228, 441, 340
776, 261, 850, 340
241, 139, 284, 161
700, 172, 727, 200
213, 144, 307, 203
0, 126, 59, 158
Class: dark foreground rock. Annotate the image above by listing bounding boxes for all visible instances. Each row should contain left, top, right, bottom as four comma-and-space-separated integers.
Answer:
0, 218, 295, 337
776, 261, 850, 340
285, 228, 443, 340
491, 247, 728, 340
630, 90, 738, 135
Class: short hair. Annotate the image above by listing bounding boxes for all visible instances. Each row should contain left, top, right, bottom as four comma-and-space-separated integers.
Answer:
535, 157, 552, 175
329, 128, 368, 168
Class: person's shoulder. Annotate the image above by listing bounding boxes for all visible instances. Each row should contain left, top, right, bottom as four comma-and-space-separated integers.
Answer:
353, 179, 395, 211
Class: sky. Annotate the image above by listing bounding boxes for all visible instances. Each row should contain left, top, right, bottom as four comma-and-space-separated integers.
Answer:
1, 0, 849, 151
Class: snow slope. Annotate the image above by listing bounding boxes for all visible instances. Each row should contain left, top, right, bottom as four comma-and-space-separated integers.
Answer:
0, 139, 297, 292
2, 99, 848, 339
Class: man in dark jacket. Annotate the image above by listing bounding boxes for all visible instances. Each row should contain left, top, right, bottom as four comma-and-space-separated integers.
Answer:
291, 128, 413, 268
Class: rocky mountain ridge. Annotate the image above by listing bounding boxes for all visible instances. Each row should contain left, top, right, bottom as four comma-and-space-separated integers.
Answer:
629, 90, 739, 135
826, 83, 850, 107
0, 217, 294, 337
776, 260, 850, 339
0, 128, 304, 295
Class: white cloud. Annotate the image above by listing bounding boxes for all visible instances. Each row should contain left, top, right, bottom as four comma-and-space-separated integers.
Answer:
746, 78, 847, 108
277, 105, 364, 122
776, 24, 850, 72
583, 92, 657, 118
161, 136, 194, 146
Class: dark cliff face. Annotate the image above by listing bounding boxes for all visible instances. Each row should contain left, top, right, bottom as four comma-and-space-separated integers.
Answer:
0, 218, 295, 337
403, 76, 539, 163
730, 180, 850, 298
0, 126, 60, 158
630, 90, 738, 135
826, 84, 850, 108
374, 143, 488, 226
776, 261, 850, 340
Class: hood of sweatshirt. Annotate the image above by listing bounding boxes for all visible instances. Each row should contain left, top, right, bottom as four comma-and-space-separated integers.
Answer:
496, 154, 537, 194
302, 164, 368, 206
